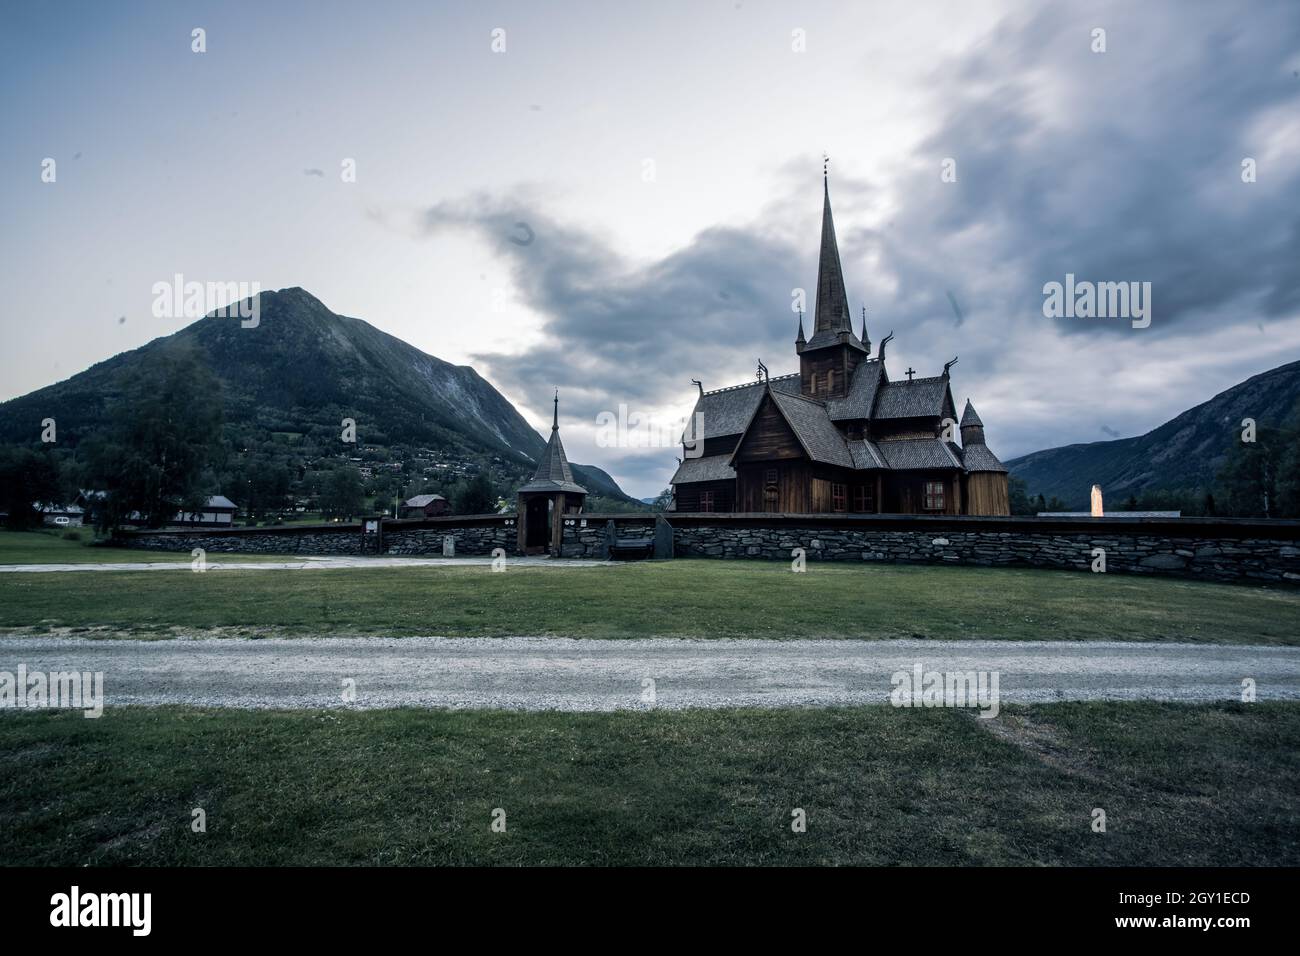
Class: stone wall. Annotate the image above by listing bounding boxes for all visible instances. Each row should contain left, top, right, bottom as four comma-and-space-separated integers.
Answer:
559, 516, 657, 558
384, 518, 516, 556
666, 514, 1300, 585
113, 512, 1300, 585
114, 525, 369, 555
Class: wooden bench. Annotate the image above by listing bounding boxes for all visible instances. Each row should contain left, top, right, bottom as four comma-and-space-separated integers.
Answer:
608, 537, 654, 561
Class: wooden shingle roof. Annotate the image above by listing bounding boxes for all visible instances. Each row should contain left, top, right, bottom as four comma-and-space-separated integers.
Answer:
682, 374, 801, 443
873, 376, 951, 420
670, 455, 737, 484
827, 359, 885, 421
767, 390, 856, 468
874, 438, 965, 470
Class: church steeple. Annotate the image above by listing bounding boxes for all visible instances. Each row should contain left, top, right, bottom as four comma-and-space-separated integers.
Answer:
799, 167, 867, 400
813, 176, 854, 338
860, 305, 871, 356
795, 308, 806, 352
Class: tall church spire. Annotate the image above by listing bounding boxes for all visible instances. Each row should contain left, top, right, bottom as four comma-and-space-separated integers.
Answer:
813, 177, 853, 336
799, 166, 868, 401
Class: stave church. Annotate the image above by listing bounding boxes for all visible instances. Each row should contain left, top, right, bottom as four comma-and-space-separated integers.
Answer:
671, 174, 1010, 516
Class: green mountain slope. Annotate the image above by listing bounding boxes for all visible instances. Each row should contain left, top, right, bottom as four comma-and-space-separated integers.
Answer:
0, 287, 635, 501
1006, 360, 1300, 507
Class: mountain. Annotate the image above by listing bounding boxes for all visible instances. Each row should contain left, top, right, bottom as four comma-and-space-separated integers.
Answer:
1006, 360, 1300, 507
0, 287, 636, 502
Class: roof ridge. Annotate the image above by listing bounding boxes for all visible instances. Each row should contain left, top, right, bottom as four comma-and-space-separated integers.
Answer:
771, 388, 827, 408
702, 372, 798, 396
885, 374, 946, 386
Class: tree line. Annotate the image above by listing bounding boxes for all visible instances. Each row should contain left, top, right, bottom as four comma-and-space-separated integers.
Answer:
1008, 400, 1300, 518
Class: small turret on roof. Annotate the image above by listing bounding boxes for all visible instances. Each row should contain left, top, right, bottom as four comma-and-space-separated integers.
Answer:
518, 391, 588, 495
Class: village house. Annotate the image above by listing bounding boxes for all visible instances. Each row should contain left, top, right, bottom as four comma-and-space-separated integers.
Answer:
400, 494, 450, 518
38, 503, 85, 528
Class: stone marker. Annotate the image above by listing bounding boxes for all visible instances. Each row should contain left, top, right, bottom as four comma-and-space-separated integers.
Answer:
654, 515, 674, 559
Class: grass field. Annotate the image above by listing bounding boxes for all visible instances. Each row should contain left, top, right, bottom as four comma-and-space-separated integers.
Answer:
1, 555, 1297, 643
0, 531, 294, 565
0, 531, 187, 564
1, 702, 1295, 865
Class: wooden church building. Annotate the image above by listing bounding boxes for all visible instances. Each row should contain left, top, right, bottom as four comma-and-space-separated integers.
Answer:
671, 176, 1010, 516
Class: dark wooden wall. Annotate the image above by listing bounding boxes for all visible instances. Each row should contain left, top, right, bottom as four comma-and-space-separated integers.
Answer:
964, 472, 1010, 515
799, 345, 864, 399
882, 471, 962, 515
735, 461, 812, 512
674, 479, 734, 513
870, 418, 939, 441
734, 397, 804, 463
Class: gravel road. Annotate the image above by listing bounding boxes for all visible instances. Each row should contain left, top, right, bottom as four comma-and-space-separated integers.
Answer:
1, 636, 1295, 711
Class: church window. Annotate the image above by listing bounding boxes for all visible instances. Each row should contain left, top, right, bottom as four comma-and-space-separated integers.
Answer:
853, 486, 873, 512
832, 482, 847, 512
923, 481, 945, 511
700, 491, 715, 512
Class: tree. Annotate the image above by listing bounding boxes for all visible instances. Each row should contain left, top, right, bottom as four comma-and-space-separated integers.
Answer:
1213, 399, 1300, 518
243, 458, 292, 520
452, 472, 496, 515
319, 466, 365, 520
1271, 399, 1300, 518
0, 448, 63, 529
84, 348, 225, 529
1006, 476, 1033, 515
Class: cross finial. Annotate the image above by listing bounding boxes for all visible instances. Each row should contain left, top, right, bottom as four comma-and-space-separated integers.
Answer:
906, 367, 916, 382
823, 153, 829, 181
552, 389, 559, 430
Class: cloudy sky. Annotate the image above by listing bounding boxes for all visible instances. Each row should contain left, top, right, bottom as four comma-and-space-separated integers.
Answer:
3, 0, 1298, 497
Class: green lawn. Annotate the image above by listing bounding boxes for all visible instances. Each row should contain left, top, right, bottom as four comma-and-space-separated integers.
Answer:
1, 702, 1294, 865
0, 558, 1297, 643
0, 530, 187, 564
0, 530, 296, 565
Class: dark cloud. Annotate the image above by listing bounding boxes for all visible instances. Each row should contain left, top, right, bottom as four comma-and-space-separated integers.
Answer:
417, 1, 1300, 494
880, 1, 1300, 340
420, 194, 811, 426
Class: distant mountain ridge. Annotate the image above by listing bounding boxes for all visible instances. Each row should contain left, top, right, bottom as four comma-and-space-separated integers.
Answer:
1006, 360, 1300, 507
0, 287, 635, 501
